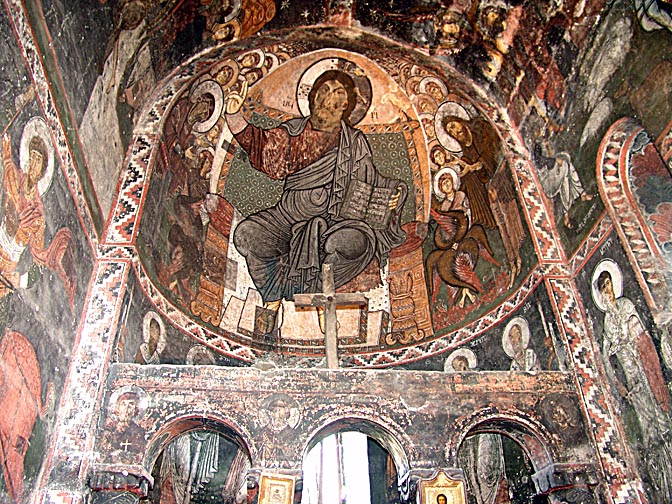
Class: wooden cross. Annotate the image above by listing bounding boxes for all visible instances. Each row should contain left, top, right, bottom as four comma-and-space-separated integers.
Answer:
294, 263, 367, 368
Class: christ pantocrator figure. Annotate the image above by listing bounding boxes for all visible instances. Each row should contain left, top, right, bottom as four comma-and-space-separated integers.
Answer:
225, 70, 407, 333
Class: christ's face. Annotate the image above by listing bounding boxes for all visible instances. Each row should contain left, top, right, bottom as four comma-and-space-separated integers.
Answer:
311, 79, 349, 132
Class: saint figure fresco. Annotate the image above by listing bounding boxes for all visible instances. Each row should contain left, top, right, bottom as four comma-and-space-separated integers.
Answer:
225, 69, 408, 333
592, 259, 672, 501
135, 311, 166, 365
104, 386, 147, 463
444, 348, 477, 372
502, 316, 539, 372
0, 118, 76, 308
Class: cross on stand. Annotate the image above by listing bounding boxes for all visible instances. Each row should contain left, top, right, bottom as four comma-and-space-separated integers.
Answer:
294, 264, 368, 369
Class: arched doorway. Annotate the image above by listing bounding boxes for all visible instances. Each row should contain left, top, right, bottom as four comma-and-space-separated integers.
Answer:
145, 420, 252, 504
458, 432, 537, 504
454, 417, 555, 504
301, 420, 409, 504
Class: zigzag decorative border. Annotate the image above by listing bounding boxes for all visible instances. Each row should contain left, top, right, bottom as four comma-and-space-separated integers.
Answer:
104, 134, 153, 244
5, 0, 98, 248
546, 277, 644, 504
133, 257, 261, 362
349, 268, 543, 367
509, 152, 564, 263
597, 118, 669, 320
39, 260, 128, 492
105, 40, 573, 367
569, 213, 613, 275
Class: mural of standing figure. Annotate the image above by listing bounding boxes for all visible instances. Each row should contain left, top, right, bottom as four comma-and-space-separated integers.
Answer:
593, 259, 672, 501
225, 69, 408, 334
438, 112, 524, 287
0, 119, 76, 308
533, 143, 593, 229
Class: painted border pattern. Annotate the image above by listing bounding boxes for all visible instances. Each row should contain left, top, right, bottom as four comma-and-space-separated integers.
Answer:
597, 118, 670, 321
349, 268, 543, 367
38, 260, 128, 497
569, 213, 613, 275
5, 0, 99, 248
133, 257, 261, 362
106, 40, 574, 367
547, 277, 644, 504
509, 153, 564, 263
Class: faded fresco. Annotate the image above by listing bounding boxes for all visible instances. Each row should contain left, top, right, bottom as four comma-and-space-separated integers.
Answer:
0, 10, 91, 500
1, 0, 670, 501
148, 429, 250, 504
458, 433, 536, 504
580, 234, 672, 502
116, 270, 248, 366
0, 116, 90, 500
352, 0, 671, 258
526, 1, 672, 254
39, 0, 275, 218
137, 42, 537, 364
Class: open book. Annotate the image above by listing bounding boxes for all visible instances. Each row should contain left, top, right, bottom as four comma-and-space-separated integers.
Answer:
339, 179, 394, 230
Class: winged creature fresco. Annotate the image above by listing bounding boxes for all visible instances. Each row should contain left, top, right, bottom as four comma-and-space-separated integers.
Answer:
426, 167, 498, 308
425, 101, 525, 321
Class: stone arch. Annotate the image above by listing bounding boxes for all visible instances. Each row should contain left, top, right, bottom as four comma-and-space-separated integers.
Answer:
447, 408, 598, 499
142, 413, 253, 477
596, 117, 672, 325
447, 409, 555, 475
302, 416, 413, 499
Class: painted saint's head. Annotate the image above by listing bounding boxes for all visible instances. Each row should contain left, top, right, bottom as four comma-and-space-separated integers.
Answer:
431, 145, 447, 167
442, 116, 473, 148
509, 323, 524, 352
437, 493, 448, 504
597, 270, 616, 306
114, 392, 139, 428
147, 317, 161, 355
308, 70, 357, 128
27, 136, 47, 190
452, 355, 469, 372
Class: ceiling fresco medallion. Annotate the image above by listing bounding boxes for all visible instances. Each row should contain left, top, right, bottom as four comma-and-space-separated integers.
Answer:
136, 39, 537, 365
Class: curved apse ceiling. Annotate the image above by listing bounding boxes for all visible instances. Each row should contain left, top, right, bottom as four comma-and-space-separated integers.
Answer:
130, 27, 540, 367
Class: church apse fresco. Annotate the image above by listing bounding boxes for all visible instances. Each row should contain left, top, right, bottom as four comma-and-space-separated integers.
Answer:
136, 36, 538, 366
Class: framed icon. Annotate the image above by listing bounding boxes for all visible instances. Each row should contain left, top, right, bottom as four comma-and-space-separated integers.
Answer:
258, 472, 296, 504
417, 469, 467, 504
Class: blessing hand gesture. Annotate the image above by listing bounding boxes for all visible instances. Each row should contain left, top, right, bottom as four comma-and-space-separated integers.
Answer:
225, 80, 248, 115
